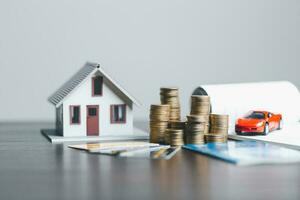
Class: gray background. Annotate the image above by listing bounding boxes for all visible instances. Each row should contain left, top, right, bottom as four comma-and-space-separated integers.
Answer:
0, 0, 299, 121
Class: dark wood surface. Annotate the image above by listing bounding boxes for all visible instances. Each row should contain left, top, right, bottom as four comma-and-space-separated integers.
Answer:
0, 122, 299, 200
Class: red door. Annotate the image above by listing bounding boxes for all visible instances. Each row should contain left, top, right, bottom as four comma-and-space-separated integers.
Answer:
86, 105, 99, 136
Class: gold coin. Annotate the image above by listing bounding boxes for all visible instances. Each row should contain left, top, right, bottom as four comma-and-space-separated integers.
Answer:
186, 115, 209, 123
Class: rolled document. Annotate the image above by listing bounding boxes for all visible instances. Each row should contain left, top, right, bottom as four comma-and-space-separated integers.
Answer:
193, 81, 300, 132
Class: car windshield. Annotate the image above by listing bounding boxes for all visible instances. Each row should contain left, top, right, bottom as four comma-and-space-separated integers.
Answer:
244, 111, 265, 119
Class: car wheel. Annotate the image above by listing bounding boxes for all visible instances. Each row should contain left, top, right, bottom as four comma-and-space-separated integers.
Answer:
277, 119, 283, 130
263, 123, 269, 135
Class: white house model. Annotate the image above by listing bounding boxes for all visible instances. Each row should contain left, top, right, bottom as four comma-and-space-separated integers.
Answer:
48, 62, 140, 137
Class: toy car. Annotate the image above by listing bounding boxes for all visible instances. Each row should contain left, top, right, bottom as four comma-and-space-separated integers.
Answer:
235, 111, 282, 135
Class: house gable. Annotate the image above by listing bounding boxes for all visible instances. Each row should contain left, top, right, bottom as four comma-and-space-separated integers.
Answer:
61, 71, 133, 137
63, 71, 132, 107
48, 62, 140, 108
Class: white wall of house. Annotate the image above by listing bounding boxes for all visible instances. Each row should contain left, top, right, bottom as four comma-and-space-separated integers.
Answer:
60, 72, 133, 137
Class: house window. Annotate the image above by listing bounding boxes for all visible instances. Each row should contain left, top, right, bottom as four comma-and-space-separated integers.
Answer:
92, 76, 103, 96
70, 106, 80, 124
111, 104, 126, 123
88, 107, 97, 116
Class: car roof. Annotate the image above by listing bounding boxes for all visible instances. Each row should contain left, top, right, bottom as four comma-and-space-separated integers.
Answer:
251, 110, 269, 114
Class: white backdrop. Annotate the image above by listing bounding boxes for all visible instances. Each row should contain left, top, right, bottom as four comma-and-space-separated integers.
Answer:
202, 81, 300, 131
0, 0, 300, 121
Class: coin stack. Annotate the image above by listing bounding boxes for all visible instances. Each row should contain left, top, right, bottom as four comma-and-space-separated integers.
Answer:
190, 95, 211, 115
205, 114, 229, 143
149, 105, 170, 143
190, 95, 211, 134
165, 121, 186, 145
185, 115, 208, 144
165, 129, 185, 146
160, 88, 181, 121
168, 121, 186, 130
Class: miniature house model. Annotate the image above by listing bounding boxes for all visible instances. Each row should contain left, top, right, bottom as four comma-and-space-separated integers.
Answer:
48, 62, 139, 137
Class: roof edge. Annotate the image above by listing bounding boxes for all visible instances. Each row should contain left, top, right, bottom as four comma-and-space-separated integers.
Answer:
48, 62, 141, 107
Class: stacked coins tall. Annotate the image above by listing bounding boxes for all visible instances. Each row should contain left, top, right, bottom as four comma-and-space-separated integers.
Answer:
190, 95, 211, 133
205, 114, 229, 143
160, 88, 181, 121
185, 115, 208, 144
149, 105, 170, 143
165, 121, 186, 146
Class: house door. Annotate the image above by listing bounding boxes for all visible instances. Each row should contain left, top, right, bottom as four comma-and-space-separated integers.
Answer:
86, 105, 99, 136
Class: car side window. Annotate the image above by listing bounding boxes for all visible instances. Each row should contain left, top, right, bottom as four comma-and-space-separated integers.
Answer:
268, 113, 272, 118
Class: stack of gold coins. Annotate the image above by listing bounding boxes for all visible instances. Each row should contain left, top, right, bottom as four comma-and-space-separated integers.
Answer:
209, 114, 229, 134
205, 134, 227, 143
168, 121, 186, 130
190, 95, 211, 115
149, 104, 170, 143
185, 115, 208, 144
190, 95, 211, 133
160, 87, 181, 121
205, 114, 229, 143
164, 129, 171, 145
165, 121, 186, 145
165, 129, 184, 146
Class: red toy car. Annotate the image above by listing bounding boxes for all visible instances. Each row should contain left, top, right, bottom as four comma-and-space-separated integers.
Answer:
235, 111, 282, 135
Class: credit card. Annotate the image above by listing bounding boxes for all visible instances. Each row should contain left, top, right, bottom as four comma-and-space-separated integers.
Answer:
151, 147, 180, 160
68, 142, 159, 152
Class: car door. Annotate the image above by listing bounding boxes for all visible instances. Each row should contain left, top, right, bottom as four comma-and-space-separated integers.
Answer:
267, 112, 276, 130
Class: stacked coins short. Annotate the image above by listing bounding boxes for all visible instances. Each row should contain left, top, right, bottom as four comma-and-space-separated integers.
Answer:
185, 115, 209, 144
165, 121, 186, 145
149, 105, 170, 143
165, 129, 184, 146
205, 114, 229, 143
205, 134, 227, 143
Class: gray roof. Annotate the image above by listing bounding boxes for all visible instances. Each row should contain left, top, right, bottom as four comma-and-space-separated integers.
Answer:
48, 62, 140, 107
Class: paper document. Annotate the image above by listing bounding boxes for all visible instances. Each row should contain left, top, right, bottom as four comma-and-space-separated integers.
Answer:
198, 81, 300, 149
229, 122, 300, 150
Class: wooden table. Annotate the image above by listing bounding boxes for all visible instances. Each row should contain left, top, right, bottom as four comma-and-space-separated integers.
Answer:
0, 122, 299, 200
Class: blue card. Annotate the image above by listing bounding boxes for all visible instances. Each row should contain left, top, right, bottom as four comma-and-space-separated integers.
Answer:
183, 141, 300, 165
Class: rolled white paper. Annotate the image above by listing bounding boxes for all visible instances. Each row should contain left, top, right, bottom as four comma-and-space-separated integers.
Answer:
195, 81, 300, 131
